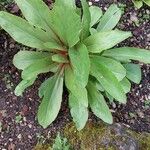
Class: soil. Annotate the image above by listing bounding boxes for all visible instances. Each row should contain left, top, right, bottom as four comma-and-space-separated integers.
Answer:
0, 0, 150, 149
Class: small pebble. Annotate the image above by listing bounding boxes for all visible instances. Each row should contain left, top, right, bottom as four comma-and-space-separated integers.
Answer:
89, 2, 92, 6
23, 117, 27, 122
17, 134, 22, 139
137, 111, 144, 118
28, 124, 32, 128
9, 138, 13, 142
130, 13, 138, 22
28, 135, 32, 139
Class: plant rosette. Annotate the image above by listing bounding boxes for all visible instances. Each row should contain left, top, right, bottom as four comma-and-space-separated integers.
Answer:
0, 0, 150, 130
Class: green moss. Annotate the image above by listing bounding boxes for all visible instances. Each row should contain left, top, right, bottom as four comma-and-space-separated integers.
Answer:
63, 122, 116, 150
33, 144, 52, 150
63, 121, 150, 150
126, 129, 150, 150
139, 134, 150, 150
130, 132, 150, 150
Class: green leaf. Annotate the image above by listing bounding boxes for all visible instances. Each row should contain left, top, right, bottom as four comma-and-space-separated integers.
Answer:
76, 7, 81, 16
89, 77, 104, 92
0, 11, 51, 49
15, 77, 36, 96
80, 0, 91, 40
96, 82, 105, 92
91, 56, 126, 81
87, 81, 113, 124
38, 71, 64, 98
143, 0, 150, 6
102, 47, 150, 64
65, 66, 88, 107
90, 28, 97, 35
84, 30, 132, 53
21, 58, 55, 80
120, 78, 131, 94
90, 5, 102, 27
123, 63, 141, 84
132, 0, 143, 8
38, 74, 64, 128
105, 92, 114, 103
69, 93, 88, 130
52, 54, 69, 63
97, 4, 122, 31
90, 58, 126, 103
52, 133, 70, 150
69, 43, 90, 87
14, 0, 58, 42
65, 58, 88, 130
13, 51, 52, 70
52, 133, 63, 150
44, 42, 64, 51
39, 78, 51, 98
49, 1, 81, 47
55, 0, 76, 10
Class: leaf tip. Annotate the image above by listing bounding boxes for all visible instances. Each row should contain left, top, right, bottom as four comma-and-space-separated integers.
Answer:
107, 115, 113, 124
121, 97, 127, 104
14, 87, 23, 97
38, 117, 49, 129
76, 125, 84, 131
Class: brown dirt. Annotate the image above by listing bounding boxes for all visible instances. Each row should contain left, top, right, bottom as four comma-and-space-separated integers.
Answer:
0, 0, 150, 149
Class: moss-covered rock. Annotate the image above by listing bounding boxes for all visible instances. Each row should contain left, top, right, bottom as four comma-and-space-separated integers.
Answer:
63, 121, 150, 150
33, 121, 150, 150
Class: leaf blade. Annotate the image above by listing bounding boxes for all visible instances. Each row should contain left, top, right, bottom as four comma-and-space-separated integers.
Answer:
143, 0, 150, 6
69, 43, 90, 87
49, 2, 81, 47
87, 81, 113, 124
13, 51, 52, 70
132, 0, 143, 8
38, 74, 64, 128
92, 56, 126, 81
90, 58, 126, 103
21, 58, 54, 80
15, 0, 58, 41
15, 77, 36, 96
97, 4, 122, 31
84, 30, 132, 53
123, 63, 141, 84
120, 78, 131, 94
55, 0, 76, 9
102, 47, 150, 64
52, 54, 69, 63
80, 0, 91, 40
69, 93, 88, 130
90, 5, 102, 27
0, 11, 50, 49
65, 65, 89, 130
44, 42, 64, 51
65, 66, 88, 107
